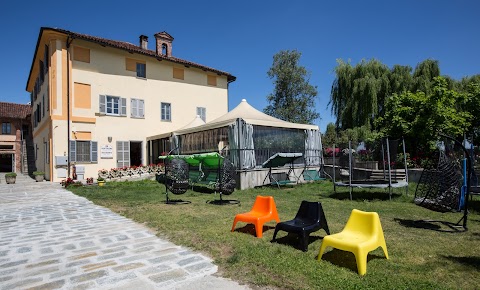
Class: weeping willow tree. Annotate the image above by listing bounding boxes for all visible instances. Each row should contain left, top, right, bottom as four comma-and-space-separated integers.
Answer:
412, 59, 440, 95
330, 59, 390, 129
330, 58, 442, 130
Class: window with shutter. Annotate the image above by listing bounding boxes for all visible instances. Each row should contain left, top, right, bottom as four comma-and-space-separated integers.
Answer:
136, 63, 146, 78
131, 99, 137, 117
196, 107, 206, 122
121, 98, 127, 116
100, 95, 126, 116
70, 140, 97, 163
99, 95, 106, 114
91, 141, 98, 163
161, 102, 171, 121
70, 140, 76, 162
131, 99, 145, 118
139, 100, 144, 118
116, 141, 130, 168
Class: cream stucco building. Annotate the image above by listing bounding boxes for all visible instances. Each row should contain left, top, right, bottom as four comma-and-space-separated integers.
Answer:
26, 27, 235, 182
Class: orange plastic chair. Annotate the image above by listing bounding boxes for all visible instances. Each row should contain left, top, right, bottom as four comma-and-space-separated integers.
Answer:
231, 195, 280, 238
317, 209, 389, 275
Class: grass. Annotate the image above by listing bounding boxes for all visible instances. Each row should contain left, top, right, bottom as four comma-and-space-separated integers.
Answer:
69, 180, 480, 290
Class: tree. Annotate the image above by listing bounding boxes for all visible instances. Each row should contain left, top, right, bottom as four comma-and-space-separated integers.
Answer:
330, 58, 444, 131
412, 59, 440, 94
330, 59, 391, 130
376, 77, 471, 152
264, 50, 319, 124
322, 122, 337, 148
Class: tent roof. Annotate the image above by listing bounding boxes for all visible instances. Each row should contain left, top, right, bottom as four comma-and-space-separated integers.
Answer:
147, 99, 319, 141
147, 115, 206, 140
173, 99, 318, 135
179, 115, 206, 130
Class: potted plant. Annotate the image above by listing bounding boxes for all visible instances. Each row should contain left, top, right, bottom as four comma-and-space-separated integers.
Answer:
97, 177, 106, 186
86, 177, 94, 185
33, 171, 45, 182
5, 172, 17, 184
61, 177, 74, 187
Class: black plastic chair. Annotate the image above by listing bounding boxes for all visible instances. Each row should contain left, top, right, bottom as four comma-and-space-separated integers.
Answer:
271, 201, 330, 251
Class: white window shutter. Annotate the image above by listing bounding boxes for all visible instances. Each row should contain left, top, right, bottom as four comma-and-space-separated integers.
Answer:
121, 98, 127, 116
116, 141, 130, 168
131, 99, 137, 117
99, 95, 106, 114
70, 141, 76, 162
139, 100, 144, 118
91, 141, 98, 163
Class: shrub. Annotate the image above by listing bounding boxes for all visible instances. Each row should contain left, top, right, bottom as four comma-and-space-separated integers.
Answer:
5, 172, 17, 177
61, 177, 74, 187
33, 171, 45, 176
97, 177, 105, 182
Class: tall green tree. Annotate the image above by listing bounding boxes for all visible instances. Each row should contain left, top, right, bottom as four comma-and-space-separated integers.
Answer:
330, 58, 445, 131
330, 59, 391, 130
412, 59, 440, 94
264, 50, 319, 124
376, 77, 471, 152
322, 122, 337, 148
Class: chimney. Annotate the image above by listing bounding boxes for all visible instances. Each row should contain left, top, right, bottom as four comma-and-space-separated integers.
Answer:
154, 31, 174, 57
139, 35, 148, 50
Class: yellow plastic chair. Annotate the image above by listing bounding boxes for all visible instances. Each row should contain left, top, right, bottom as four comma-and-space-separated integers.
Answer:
231, 195, 280, 238
317, 209, 389, 275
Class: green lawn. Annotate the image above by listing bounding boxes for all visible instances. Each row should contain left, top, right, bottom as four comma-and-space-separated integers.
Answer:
69, 180, 480, 290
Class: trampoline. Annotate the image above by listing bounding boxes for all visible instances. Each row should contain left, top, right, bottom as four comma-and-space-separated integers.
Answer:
333, 138, 409, 200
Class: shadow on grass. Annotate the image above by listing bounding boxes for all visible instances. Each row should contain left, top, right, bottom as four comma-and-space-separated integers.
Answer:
328, 190, 403, 201
467, 198, 480, 213
191, 185, 215, 193
233, 224, 275, 238
271, 233, 324, 252
164, 199, 191, 205
206, 199, 241, 205
441, 255, 480, 270
393, 218, 467, 233
318, 249, 385, 274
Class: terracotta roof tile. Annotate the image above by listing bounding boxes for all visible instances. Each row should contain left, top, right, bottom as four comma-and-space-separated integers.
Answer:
50, 27, 236, 82
0, 102, 31, 119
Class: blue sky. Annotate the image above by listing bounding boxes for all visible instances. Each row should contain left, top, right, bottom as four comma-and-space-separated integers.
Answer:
1, 1, 479, 132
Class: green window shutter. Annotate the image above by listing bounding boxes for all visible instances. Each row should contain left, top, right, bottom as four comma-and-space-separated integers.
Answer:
70, 140, 76, 163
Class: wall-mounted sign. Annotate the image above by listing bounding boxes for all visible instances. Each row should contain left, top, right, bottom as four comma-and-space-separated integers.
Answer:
101, 145, 113, 159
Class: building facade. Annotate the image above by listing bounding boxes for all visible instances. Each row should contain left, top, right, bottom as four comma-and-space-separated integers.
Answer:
26, 27, 235, 182
0, 102, 32, 173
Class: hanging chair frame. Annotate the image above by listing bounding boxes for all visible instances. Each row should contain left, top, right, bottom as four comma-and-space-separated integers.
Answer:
414, 134, 471, 231
163, 147, 191, 205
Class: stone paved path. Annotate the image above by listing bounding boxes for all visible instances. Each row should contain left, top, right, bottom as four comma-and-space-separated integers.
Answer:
0, 182, 249, 290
